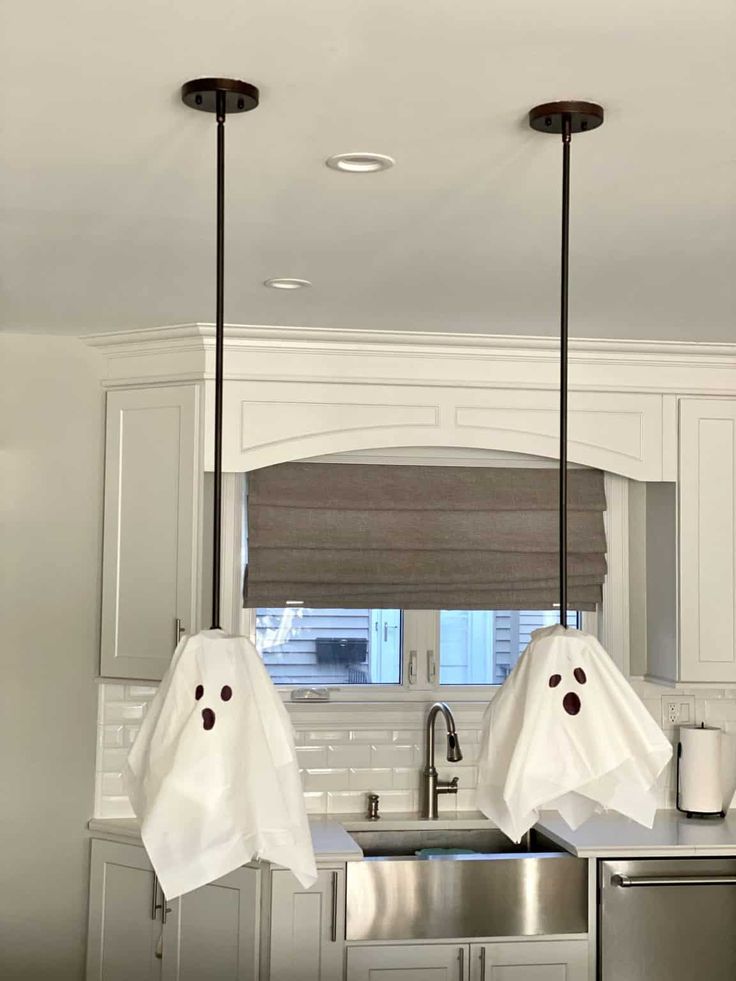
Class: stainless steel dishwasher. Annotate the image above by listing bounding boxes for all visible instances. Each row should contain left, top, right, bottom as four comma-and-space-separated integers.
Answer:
600, 858, 736, 980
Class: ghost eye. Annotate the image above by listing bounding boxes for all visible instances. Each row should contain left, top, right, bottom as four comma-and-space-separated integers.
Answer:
221, 685, 232, 701
574, 668, 587, 685
195, 684, 204, 700
548, 674, 562, 688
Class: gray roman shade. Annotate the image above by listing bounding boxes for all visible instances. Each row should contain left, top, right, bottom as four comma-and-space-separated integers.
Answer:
244, 462, 607, 610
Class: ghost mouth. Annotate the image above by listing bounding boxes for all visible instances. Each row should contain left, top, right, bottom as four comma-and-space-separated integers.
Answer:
563, 692, 581, 716
202, 707, 216, 731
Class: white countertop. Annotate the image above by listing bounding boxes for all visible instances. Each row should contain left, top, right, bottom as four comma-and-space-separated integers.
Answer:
88, 816, 363, 864
536, 809, 736, 858
89, 809, 736, 862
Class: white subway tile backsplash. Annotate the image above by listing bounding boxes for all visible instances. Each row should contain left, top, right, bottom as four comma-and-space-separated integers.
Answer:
296, 746, 329, 768
126, 685, 157, 700
305, 730, 348, 744
376, 790, 416, 813
350, 729, 392, 743
101, 772, 125, 797
370, 744, 416, 768
101, 725, 124, 748
328, 743, 371, 768
100, 747, 130, 773
95, 680, 736, 819
327, 791, 366, 815
304, 792, 327, 815
103, 701, 146, 724
706, 700, 736, 723
303, 768, 349, 791
392, 768, 421, 790
456, 789, 478, 811
349, 768, 393, 791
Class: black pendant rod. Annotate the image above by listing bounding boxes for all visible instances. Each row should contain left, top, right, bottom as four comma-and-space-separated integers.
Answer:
559, 114, 571, 625
181, 77, 260, 632
211, 90, 226, 629
528, 100, 603, 625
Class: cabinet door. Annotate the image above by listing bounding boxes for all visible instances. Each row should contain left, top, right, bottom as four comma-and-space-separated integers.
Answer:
680, 399, 736, 682
346, 944, 468, 981
161, 866, 260, 981
101, 385, 200, 680
269, 868, 345, 981
470, 941, 588, 981
86, 840, 162, 981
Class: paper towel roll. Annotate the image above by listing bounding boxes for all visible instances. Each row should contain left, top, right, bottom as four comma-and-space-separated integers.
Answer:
679, 724, 723, 814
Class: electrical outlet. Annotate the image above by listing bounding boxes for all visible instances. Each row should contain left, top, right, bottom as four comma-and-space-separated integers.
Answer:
661, 696, 695, 728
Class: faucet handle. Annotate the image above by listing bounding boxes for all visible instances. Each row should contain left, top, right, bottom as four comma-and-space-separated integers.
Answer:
437, 776, 459, 795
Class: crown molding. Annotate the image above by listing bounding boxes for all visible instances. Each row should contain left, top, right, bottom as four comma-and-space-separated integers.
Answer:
84, 322, 736, 367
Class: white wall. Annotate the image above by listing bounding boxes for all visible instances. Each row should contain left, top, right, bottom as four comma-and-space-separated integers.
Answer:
1, 335, 103, 980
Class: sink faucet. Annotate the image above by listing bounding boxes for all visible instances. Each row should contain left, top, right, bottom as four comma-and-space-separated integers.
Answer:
422, 701, 463, 819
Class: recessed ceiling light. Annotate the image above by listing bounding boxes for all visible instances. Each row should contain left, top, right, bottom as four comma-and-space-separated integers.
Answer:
264, 278, 312, 290
325, 152, 395, 173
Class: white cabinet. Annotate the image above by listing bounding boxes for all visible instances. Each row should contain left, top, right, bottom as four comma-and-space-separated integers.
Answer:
100, 385, 201, 680
269, 868, 345, 981
345, 941, 587, 981
679, 399, 736, 682
346, 944, 467, 981
86, 840, 162, 981
87, 839, 260, 981
162, 866, 260, 981
470, 941, 589, 980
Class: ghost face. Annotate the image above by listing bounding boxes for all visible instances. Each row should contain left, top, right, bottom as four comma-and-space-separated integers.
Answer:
194, 683, 233, 730
548, 667, 587, 716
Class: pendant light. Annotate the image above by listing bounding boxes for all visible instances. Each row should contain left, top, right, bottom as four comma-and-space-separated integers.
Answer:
476, 100, 672, 840
528, 101, 604, 625
123, 79, 318, 899
181, 78, 259, 628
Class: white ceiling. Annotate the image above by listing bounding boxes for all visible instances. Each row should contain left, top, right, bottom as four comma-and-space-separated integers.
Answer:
2, 0, 735, 341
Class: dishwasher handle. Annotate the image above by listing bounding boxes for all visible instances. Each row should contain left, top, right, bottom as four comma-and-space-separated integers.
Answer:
612, 873, 736, 888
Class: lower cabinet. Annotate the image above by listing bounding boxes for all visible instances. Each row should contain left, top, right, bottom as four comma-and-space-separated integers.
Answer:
346, 940, 589, 981
268, 867, 346, 981
346, 944, 467, 980
470, 940, 589, 980
86, 839, 260, 981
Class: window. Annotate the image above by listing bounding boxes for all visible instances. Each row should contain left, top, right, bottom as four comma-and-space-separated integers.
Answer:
439, 609, 581, 685
252, 605, 580, 690
256, 607, 401, 686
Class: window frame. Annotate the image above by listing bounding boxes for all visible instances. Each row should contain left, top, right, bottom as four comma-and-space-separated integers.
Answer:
229, 465, 628, 705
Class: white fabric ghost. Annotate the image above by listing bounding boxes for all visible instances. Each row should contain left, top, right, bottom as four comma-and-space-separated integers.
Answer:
476, 625, 672, 842
124, 629, 317, 900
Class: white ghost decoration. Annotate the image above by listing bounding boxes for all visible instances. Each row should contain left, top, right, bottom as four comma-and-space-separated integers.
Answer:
125, 629, 317, 900
476, 625, 672, 842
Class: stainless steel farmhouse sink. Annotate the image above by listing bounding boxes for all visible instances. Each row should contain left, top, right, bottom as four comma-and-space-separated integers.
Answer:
346, 827, 587, 941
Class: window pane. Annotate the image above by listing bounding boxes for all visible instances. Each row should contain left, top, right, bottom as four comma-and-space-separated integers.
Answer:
256, 608, 402, 686
439, 610, 580, 685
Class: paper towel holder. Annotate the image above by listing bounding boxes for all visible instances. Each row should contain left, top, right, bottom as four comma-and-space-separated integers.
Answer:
676, 726, 726, 820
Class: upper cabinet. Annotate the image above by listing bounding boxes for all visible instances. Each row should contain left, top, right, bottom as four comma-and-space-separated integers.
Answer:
679, 399, 736, 683
100, 385, 201, 680
91, 326, 736, 683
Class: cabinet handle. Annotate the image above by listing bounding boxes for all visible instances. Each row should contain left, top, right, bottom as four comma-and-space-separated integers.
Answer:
175, 618, 186, 648
427, 649, 437, 684
330, 871, 338, 942
612, 873, 736, 888
155, 931, 163, 960
479, 946, 486, 981
408, 650, 417, 685
458, 946, 464, 979
151, 874, 159, 920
